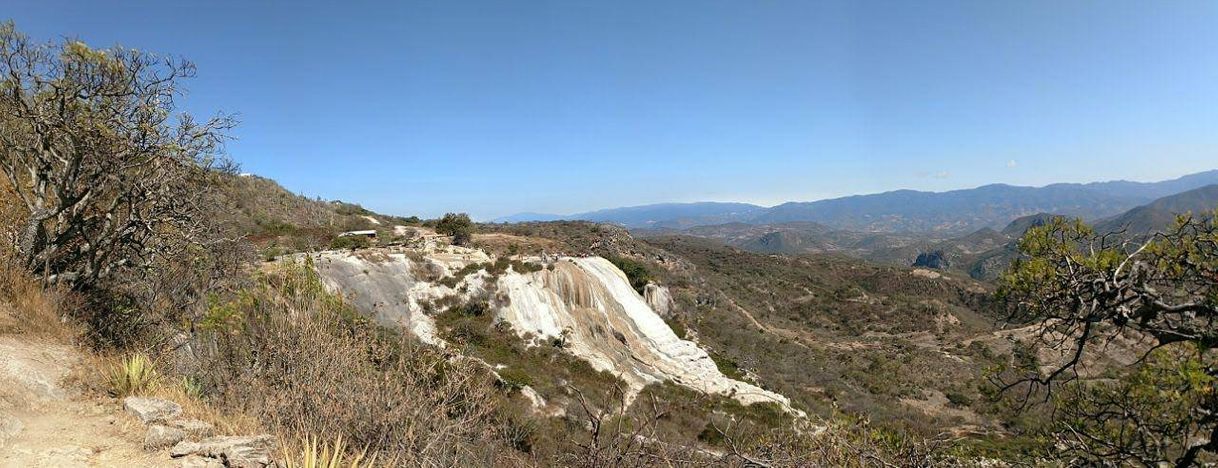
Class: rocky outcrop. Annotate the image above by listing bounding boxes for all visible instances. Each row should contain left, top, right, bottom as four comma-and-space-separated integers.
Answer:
308, 247, 491, 345
145, 424, 187, 449
498, 257, 793, 409
124, 397, 183, 423
121, 394, 270, 467
643, 283, 675, 318
170, 435, 276, 468
305, 246, 799, 414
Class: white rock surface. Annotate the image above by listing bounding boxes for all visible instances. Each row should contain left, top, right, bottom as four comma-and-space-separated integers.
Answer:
498, 257, 792, 409
643, 283, 675, 318
305, 247, 797, 413
304, 247, 489, 345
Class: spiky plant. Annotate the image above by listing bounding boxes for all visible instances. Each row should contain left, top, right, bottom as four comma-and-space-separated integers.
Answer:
280, 435, 377, 468
107, 353, 160, 397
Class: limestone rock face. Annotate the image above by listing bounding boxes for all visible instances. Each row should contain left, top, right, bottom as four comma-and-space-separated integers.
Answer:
123, 397, 183, 423
308, 246, 491, 345
643, 283, 675, 318
305, 247, 799, 414
498, 257, 793, 409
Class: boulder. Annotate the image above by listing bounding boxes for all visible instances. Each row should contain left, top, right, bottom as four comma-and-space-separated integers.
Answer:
123, 396, 182, 423
179, 456, 225, 468
165, 418, 215, 437
144, 424, 186, 449
170, 434, 276, 468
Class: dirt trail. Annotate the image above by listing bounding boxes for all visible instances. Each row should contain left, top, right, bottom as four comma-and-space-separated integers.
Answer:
0, 335, 171, 467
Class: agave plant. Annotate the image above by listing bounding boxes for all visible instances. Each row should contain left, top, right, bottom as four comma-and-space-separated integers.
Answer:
280, 435, 377, 468
107, 353, 160, 397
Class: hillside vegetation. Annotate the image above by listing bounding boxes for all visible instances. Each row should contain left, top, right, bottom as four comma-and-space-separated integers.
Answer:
4, 21, 1218, 467
0, 24, 961, 467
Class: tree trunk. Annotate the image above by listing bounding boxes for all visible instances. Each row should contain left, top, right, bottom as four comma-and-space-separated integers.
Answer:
17, 213, 45, 271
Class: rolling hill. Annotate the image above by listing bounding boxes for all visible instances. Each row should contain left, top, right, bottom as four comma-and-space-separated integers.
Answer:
664, 183, 1218, 282
1094, 184, 1218, 234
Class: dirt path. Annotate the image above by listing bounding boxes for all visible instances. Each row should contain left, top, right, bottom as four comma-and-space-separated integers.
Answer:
0, 336, 171, 467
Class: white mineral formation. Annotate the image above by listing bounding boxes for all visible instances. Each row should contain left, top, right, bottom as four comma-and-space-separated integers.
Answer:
303, 247, 795, 412
643, 283, 675, 318
498, 257, 792, 409
306, 247, 490, 345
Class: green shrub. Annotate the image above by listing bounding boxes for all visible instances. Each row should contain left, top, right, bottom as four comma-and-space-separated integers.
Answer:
436, 213, 474, 246
946, 391, 973, 407
607, 256, 652, 293
330, 235, 371, 250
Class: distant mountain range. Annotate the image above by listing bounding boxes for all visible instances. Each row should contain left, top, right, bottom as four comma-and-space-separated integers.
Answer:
493, 202, 766, 230
667, 183, 1218, 282
498, 170, 1218, 234
1095, 184, 1218, 234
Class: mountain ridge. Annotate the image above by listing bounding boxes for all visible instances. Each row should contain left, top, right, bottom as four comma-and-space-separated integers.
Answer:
496, 169, 1218, 233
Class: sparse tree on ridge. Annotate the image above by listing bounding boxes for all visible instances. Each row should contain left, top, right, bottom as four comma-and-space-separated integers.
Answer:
436, 212, 473, 245
0, 22, 235, 288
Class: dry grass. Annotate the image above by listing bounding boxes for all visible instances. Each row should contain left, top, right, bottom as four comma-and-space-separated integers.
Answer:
471, 232, 560, 256
0, 259, 79, 341
0, 174, 78, 340
190, 261, 523, 465
279, 435, 380, 468
152, 381, 263, 436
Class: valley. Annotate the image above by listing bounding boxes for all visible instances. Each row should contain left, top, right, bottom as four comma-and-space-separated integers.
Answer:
2, 13, 1217, 466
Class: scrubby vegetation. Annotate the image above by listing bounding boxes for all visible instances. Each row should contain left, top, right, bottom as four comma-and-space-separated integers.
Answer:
192, 261, 517, 465
3, 21, 1213, 467
642, 236, 1009, 431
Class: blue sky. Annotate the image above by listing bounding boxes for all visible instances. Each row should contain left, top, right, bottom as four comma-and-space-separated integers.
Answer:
8, 1, 1218, 220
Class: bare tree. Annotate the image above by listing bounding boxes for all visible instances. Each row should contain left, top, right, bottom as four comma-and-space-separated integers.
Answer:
0, 22, 235, 288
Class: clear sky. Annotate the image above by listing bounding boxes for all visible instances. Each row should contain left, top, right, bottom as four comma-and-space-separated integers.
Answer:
8, 1, 1218, 220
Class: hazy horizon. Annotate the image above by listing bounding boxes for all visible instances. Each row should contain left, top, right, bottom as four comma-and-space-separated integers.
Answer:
486, 167, 1218, 221
10, 1, 1218, 219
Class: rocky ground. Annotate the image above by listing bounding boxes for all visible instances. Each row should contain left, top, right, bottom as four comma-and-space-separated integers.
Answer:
0, 335, 169, 467
0, 335, 273, 467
